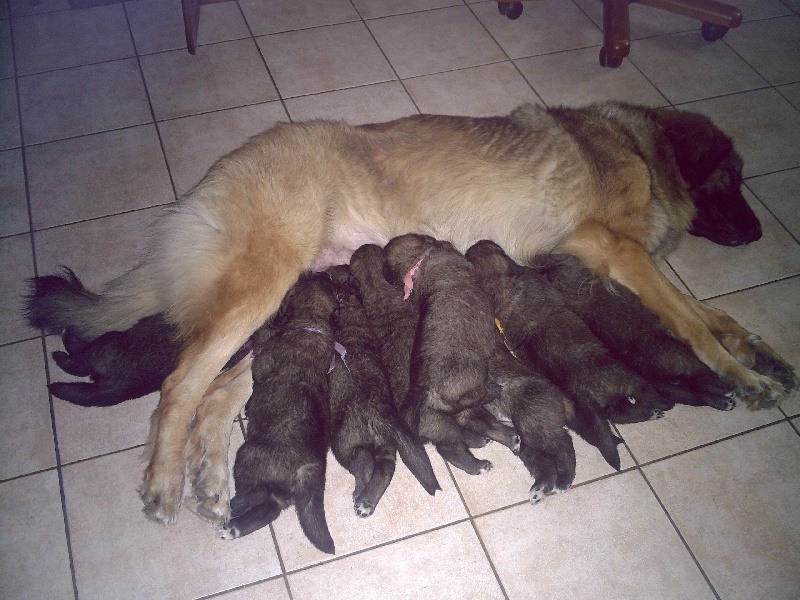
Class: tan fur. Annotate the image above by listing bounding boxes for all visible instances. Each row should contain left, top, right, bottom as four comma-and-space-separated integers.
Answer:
65, 104, 791, 524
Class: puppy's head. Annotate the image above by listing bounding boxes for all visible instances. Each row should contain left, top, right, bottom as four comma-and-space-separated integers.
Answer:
383, 234, 438, 297
464, 240, 523, 280
273, 271, 338, 329
658, 109, 761, 246
348, 244, 386, 291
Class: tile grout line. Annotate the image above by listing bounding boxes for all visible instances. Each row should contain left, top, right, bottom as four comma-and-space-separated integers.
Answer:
8, 11, 80, 600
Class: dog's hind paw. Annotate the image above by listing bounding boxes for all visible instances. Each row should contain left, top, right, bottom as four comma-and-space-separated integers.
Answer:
219, 523, 241, 540
354, 500, 375, 518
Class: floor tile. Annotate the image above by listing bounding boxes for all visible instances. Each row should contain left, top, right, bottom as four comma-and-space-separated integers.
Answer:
703, 277, 800, 417
64, 434, 279, 600
729, 0, 795, 19
679, 88, 800, 178
746, 167, 800, 240
515, 46, 669, 107
573, 0, 697, 38
284, 81, 417, 124
214, 578, 290, 600
45, 332, 160, 464
8, 0, 69, 17
33, 206, 162, 290
158, 101, 288, 196
667, 192, 800, 299
628, 31, 767, 104
239, 0, 359, 36
139, 39, 278, 121
778, 81, 800, 110
475, 471, 715, 600
259, 21, 395, 98
0, 19, 13, 78
617, 401, 783, 465
783, 0, 800, 14
0, 78, 21, 149
404, 61, 539, 116
12, 4, 134, 75
18, 58, 152, 144
126, 0, 250, 55
0, 233, 35, 344
0, 470, 74, 600
352, 0, 460, 19
643, 422, 800, 600
27, 124, 173, 229
0, 339, 56, 480
471, 0, 602, 60
724, 15, 800, 85
451, 430, 635, 516
272, 446, 468, 570
367, 5, 506, 78
0, 148, 28, 237
287, 522, 504, 600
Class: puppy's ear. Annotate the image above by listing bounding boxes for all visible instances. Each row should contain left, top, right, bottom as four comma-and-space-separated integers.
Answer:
656, 109, 734, 187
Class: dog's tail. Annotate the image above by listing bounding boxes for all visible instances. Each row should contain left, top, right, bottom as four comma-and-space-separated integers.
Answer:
294, 463, 335, 555
392, 425, 441, 496
25, 265, 162, 341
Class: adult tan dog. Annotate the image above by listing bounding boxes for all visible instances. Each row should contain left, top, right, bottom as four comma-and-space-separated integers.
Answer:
27, 102, 797, 525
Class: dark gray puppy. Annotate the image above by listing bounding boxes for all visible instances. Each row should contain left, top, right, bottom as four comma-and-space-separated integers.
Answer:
383, 234, 502, 475
466, 240, 655, 470
221, 272, 336, 555
529, 253, 736, 410
349, 244, 517, 453
325, 265, 440, 517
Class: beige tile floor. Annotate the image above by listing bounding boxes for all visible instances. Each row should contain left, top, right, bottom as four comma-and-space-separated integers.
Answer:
1, 1, 799, 598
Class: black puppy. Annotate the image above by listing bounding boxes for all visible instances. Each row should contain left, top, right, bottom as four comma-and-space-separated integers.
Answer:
221, 272, 336, 554
383, 234, 503, 475
325, 265, 439, 517
530, 253, 736, 410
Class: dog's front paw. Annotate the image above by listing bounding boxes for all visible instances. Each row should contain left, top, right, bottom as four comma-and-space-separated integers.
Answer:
186, 460, 231, 525
738, 371, 791, 410
750, 344, 799, 396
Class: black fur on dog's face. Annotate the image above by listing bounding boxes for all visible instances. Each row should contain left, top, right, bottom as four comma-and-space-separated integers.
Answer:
659, 110, 761, 247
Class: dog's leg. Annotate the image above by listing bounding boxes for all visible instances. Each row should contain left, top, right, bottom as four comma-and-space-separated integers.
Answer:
354, 451, 396, 518
185, 355, 253, 525
349, 448, 375, 502
562, 222, 790, 408
683, 295, 799, 394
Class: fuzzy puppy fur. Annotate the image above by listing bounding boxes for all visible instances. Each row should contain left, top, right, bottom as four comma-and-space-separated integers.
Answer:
383, 234, 504, 475
529, 254, 738, 410
25, 102, 797, 524
325, 265, 439, 517
221, 272, 336, 554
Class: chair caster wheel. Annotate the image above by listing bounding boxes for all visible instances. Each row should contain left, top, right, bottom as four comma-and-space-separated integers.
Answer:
599, 48, 623, 68
701, 22, 729, 42
498, 2, 523, 20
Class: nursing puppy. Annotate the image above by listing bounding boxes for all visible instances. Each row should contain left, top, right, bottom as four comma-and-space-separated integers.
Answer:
383, 234, 502, 475
222, 272, 335, 554
348, 244, 515, 451
325, 265, 439, 517
48, 312, 179, 406
26, 103, 796, 524
530, 254, 737, 409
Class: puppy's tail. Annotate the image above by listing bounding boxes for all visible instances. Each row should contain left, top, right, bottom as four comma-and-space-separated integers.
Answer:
392, 426, 441, 496
294, 463, 335, 555
25, 265, 162, 341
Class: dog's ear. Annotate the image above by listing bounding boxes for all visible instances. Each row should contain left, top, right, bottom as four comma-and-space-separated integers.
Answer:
656, 109, 734, 187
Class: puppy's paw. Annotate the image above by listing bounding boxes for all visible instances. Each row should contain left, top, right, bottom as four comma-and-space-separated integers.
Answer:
477, 460, 493, 474
529, 482, 553, 505
219, 522, 241, 540
354, 500, 375, 518
649, 409, 665, 421
510, 434, 522, 455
